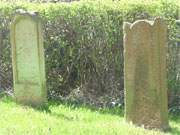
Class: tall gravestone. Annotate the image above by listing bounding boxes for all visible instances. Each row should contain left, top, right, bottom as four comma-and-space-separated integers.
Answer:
10, 10, 46, 106
123, 18, 169, 130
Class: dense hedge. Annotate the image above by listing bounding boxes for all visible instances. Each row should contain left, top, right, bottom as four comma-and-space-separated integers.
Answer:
0, 0, 179, 110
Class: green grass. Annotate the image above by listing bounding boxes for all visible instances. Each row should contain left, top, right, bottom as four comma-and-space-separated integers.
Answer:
0, 97, 180, 135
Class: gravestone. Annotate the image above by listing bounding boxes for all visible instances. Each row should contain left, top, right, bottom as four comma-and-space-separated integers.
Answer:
123, 18, 169, 130
10, 10, 47, 106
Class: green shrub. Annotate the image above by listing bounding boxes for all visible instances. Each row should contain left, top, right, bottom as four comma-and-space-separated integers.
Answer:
0, 0, 179, 109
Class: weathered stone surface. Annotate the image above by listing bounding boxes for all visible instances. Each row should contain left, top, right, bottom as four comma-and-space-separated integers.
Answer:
123, 18, 169, 130
10, 10, 46, 106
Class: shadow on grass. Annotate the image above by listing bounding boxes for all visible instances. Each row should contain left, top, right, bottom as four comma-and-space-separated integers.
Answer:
169, 127, 180, 135
1, 95, 180, 134
0, 95, 124, 117
41, 99, 124, 117
168, 114, 180, 135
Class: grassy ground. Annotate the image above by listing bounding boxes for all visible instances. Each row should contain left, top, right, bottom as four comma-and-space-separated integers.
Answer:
0, 97, 180, 135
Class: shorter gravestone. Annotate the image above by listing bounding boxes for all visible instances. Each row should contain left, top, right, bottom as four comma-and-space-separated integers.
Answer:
123, 18, 169, 130
10, 10, 47, 106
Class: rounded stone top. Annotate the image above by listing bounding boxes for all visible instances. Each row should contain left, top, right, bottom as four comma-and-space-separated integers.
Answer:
123, 17, 166, 33
15, 9, 39, 17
